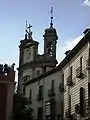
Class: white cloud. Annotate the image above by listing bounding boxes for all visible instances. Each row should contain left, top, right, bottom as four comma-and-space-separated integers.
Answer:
83, 0, 90, 7
63, 35, 83, 51
57, 35, 83, 62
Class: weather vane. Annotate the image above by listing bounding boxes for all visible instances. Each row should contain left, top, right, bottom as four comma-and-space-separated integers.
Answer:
25, 21, 32, 39
50, 6, 53, 28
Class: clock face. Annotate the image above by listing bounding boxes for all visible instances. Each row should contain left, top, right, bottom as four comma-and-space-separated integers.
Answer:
24, 48, 31, 63
26, 49, 31, 60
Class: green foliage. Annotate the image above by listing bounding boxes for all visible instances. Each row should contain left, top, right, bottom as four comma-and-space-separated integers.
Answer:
13, 93, 33, 120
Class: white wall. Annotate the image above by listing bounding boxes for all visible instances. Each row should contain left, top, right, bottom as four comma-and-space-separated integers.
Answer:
63, 43, 89, 117
25, 70, 63, 120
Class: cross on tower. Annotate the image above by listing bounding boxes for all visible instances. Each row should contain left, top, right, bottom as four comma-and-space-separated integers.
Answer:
27, 24, 32, 33
25, 21, 32, 39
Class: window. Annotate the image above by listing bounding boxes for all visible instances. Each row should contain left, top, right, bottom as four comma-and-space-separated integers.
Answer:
36, 70, 41, 75
43, 66, 46, 73
70, 66, 72, 79
88, 83, 90, 97
23, 86, 25, 95
39, 85, 43, 100
76, 57, 83, 78
47, 41, 53, 56
62, 73, 64, 81
51, 80, 54, 93
37, 107, 42, 120
80, 87, 85, 117
59, 74, 64, 92
68, 95, 71, 114
80, 57, 82, 72
23, 75, 30, 82
67, 66, 73, 86
89, 48, 90, 59
29, 89, 32, 102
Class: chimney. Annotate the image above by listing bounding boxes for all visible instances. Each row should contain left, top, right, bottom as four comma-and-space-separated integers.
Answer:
65, 50, 71, 56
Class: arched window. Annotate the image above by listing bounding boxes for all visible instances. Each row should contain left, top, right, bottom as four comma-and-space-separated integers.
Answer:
47, 41, 53, 56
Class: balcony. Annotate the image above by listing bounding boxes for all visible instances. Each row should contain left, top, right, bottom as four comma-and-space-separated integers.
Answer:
23, 75, 30, 82
76, 66, 83, 78
86, 59, 90, 70
75, 103, 80, 114
71, 113, 77, 120
37, 94, 43, 101
59, 83, 64, 92
67, 75, 73, 86
27, 98, 32, 104
85, 97, 90, 119
48, 89, 55, 97
65, 108, 71, 118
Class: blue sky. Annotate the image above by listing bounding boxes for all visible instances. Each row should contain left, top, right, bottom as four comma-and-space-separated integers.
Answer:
0, 0, 90, 80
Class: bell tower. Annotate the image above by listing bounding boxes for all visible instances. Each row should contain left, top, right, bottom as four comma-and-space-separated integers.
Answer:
43, 7, 58, 60
18, 21, 39, 92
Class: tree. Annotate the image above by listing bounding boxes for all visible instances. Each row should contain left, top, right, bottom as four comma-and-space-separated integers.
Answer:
13, 93, 33, 120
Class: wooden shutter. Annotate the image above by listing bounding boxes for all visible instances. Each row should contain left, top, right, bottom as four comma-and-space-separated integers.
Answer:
88, 83, 90, 97
70, 66, 72, 80
39, 85, 43, 99
80, 87, 85, 117
37, 107, 43, 120
68, 95, 71, 115
80, 57, 82, 72
23, 86, 25, 95
88, 48, 90, 67
29, 89, 32, 101
89, 48, 90, 60
51, 80, 54, 93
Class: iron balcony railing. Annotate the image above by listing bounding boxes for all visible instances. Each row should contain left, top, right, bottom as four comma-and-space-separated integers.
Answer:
59, 83, 64, 92
65, 108, 71, 118
48, 89, 55, 97
75, 103, 80, 114
71, 113, 77, 120
67, 75, 73, 86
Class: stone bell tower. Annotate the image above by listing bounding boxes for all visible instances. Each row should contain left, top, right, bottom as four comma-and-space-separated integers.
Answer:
43, 7, 58, 67
18, 21, 39, 92
18, 8, 58, 93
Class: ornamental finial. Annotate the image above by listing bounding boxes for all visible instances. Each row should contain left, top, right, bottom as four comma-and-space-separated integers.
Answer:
50, 7, 53, 28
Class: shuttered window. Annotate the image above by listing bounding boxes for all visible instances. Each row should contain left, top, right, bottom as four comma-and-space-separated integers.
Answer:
80, 87, 85, 117
29, 89, 32, 102
23, 86, 25, 95
88, 83, 90, 97
51, 80, 54, 93
39, 85, 43, 99
80, 57, 82, 72
37, 107, 43, 120
68, 95, 71, 115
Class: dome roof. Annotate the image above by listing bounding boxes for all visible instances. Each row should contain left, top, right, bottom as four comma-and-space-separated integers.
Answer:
45, 27, 56, 33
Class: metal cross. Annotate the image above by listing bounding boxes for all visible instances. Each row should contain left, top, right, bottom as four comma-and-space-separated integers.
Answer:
28, 24, 32, 33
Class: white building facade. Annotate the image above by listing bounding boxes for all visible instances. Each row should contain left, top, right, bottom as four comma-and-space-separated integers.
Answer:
58, 29, 90, 120
24, 69, 63, 120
